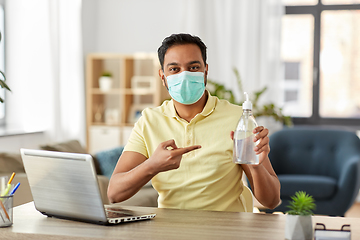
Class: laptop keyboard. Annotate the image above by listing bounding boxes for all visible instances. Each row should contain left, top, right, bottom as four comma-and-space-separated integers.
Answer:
106, 211, 133, 218
105, 207, 134, 218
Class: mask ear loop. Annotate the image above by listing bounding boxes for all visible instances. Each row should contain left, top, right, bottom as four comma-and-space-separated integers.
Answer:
204, 69, 207, 86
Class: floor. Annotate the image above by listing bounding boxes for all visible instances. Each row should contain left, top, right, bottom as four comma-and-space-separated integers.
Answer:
345, 202, 360, 218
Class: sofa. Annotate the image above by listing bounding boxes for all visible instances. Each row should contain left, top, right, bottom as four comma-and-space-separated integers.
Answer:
267, 127, 360, 216
0, 140, 158, 208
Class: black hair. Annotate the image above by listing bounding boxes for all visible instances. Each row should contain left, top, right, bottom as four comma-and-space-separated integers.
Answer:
157, 33, 207, 70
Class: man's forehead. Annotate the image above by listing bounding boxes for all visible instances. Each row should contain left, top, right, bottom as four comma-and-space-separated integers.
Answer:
164, 44, 203, 65
166, 60, 202, 67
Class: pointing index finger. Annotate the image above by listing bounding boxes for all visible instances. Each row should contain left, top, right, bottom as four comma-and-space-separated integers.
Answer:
172, 145, 201, 156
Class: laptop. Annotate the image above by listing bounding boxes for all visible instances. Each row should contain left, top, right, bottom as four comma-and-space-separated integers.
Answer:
20, 148, 156, 225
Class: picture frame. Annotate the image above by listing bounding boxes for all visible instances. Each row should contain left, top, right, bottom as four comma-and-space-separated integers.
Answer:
131, 76, 156, 90
128, 104, 154, 124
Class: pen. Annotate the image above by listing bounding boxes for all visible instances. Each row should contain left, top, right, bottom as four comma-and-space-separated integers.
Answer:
1, 172, 15, 197
1, 184, 12, 197
0, 177, 6, 192
8, 172, 15, 185
0, 199, 10, 220
9, 183, 20, 195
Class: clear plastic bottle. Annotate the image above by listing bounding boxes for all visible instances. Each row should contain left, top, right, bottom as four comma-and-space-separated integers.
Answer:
233, 92, 259, 165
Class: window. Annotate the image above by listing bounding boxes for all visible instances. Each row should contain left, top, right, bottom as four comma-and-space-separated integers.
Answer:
284, 62, 301, 102
281, 0, 360, 125
0, 5, 5, 125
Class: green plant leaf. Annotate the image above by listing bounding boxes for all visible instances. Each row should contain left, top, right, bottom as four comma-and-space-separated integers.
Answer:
0, 80, 11, 91
101, 71, 112, 77
0, 71, 11, 91
286, 191, 316, 215
207, 67, 293, 126
233, 67, 243, 97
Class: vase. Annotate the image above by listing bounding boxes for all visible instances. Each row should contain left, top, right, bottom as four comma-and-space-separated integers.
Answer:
99, 76, 112, 91
285, 215, 313, 240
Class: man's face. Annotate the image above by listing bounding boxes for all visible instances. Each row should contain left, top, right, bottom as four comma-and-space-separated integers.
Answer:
159, 43, 208, 87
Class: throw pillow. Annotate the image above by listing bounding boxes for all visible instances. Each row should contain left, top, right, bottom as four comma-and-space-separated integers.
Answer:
40, 140, 102, 175
40, 140, 87, 153
95, 146, 124, 179
0, 153, 25, 174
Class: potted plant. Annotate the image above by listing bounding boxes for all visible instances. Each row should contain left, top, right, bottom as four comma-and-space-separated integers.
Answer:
285, 191, 316, 240
0, 32, 11, 103
207, 67, 292, 129
99, 71, 113, 91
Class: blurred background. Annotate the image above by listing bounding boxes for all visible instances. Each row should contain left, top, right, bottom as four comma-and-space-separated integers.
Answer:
0, 0, 359, 151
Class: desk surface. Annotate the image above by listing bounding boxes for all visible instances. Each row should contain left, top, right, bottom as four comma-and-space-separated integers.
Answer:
1, 202, 360, 240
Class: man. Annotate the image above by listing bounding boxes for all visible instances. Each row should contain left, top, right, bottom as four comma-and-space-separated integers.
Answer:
108, 33, 280, 212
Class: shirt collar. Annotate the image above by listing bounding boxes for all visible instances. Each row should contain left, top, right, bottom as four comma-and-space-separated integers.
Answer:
162, 90, 217, 118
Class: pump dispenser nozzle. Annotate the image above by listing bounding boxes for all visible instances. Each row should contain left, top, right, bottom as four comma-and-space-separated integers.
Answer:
242, 92, 252, 110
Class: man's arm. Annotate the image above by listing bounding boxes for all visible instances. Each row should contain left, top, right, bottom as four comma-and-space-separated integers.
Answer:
242, 157, 281, 209
107, 139, 201, 203
242, 126, 281, 209
231, 127, 281, 209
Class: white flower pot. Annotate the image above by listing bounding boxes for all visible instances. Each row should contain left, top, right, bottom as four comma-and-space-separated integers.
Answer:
285, 215, 313, 240
99, 76, 112, 91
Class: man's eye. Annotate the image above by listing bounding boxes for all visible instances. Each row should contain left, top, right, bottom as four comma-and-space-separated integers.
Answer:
169, 67, 179, 72
190, 66, 200, 71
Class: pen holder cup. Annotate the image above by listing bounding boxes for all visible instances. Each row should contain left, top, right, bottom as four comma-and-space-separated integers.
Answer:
0, 195, 13, 227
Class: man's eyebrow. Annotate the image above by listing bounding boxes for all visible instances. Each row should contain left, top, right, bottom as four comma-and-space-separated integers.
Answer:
188, 61, 202, 65
166, 62, 179, 67
166, 60, 202, 68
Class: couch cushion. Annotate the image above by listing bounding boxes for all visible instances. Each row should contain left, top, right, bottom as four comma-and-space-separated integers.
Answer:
40, 140, 102, 175
279, 174, 337, 200
40, 140, 87, 153
0, 153, 25, 173
95, 146, 124, 179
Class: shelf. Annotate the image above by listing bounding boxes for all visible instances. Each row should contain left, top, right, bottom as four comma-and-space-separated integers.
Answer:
91, 89, 122, 94
90, 122, 122, 127
90, 88, 156, 95
122, 88, 156, 95
86, 53, 169, 153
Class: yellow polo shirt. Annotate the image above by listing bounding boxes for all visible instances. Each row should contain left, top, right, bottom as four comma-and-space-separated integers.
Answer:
124, 92, 245, 212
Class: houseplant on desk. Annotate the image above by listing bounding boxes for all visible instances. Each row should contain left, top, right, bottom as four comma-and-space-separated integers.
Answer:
285, 191, 316, 240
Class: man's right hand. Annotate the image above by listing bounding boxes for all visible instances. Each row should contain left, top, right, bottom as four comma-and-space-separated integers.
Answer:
147, 139, 201, 173
108, 139, 201, 203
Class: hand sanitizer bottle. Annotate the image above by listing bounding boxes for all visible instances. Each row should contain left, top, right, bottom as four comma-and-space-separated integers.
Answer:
233, 92, 259, 165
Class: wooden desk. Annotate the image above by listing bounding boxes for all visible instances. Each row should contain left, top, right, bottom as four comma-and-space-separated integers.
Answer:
1, 202, 359, 240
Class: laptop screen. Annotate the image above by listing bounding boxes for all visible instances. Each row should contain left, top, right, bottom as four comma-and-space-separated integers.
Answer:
21, 149, 107, 223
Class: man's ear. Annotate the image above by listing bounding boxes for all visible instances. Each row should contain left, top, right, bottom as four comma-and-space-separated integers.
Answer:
159, 69, 166, 87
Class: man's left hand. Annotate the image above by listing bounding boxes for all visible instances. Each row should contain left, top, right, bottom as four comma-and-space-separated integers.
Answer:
230, 126, 270, 165
252, 126, 270, 165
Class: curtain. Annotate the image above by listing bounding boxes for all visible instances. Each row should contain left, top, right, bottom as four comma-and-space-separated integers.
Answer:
181, 0, 284, 104
5, 0, 85, 145
48, 0, 85, 144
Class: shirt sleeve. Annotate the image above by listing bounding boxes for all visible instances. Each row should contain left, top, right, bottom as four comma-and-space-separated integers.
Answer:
123, 115, 149, 158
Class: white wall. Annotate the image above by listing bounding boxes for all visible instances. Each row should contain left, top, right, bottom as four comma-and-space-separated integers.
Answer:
83, 0, 186, 54
0, 132, 47, 153
0, 0, 186, 153
82, 0, 98, 57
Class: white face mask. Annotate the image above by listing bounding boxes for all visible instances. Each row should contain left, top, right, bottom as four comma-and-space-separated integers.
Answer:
164, 71, 205, 105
